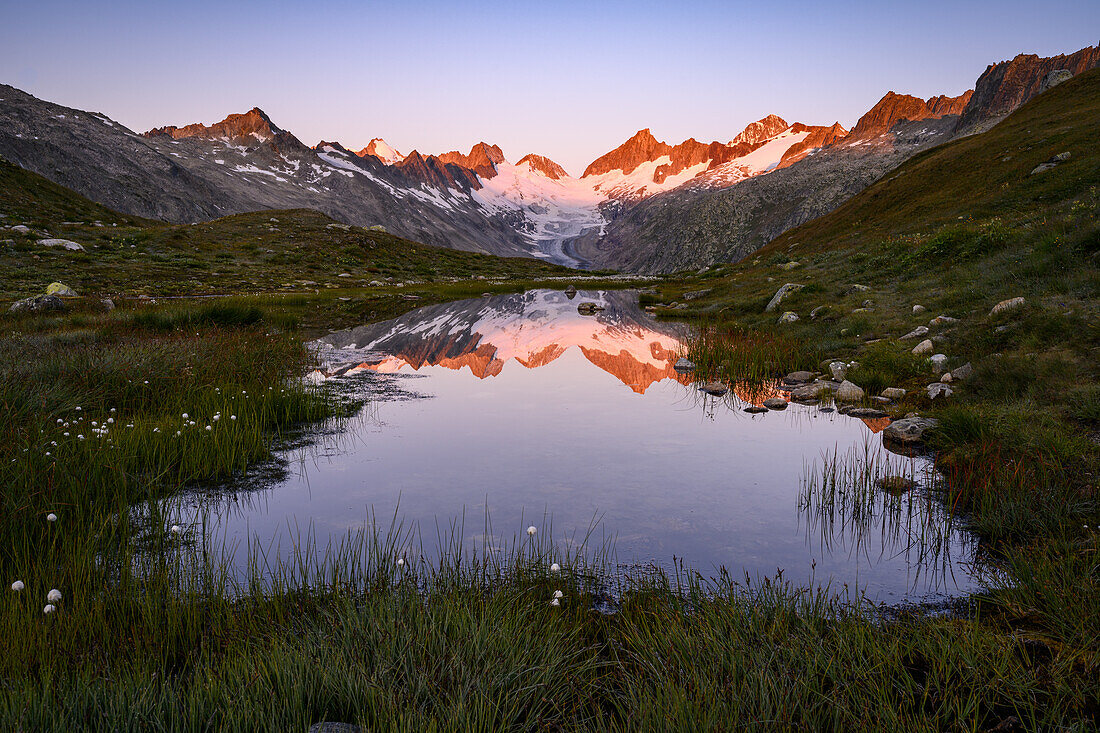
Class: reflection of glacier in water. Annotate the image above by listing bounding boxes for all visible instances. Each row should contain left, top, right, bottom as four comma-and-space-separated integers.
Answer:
172, 290, 978, 603
317, 289, 690, 394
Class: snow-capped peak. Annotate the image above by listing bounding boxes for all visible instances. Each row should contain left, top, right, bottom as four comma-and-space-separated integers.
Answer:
357, 138, 404, 165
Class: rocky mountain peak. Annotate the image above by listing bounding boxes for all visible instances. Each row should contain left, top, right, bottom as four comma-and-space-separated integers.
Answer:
582, 129, 672, 177
849, 90, 972, 140
731, 114, 789, 145
516, 153, 567, 179
437, 142, 505, 179
144, 107, 283, 144
357, 138, 404, 165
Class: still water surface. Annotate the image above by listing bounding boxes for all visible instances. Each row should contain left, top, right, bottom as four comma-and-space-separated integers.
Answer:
177, 289, 978, 602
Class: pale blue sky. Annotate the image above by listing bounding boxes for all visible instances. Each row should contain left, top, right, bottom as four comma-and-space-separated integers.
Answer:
2, 1, 1097, 174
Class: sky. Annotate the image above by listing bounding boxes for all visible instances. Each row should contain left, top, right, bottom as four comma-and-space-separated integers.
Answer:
2, 1, 1098, 176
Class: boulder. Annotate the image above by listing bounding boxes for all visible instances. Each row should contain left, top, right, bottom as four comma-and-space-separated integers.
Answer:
912, 339, 934, 355
699, 382, 728, 396
577, 302, 605, 315
835, 380, 865, 402
564, 285, 577, 295
8, 294, 66, 314
929, 315, 958, 326
927, 382, 953, 399
11, 225, 30, 234
929, 354, 948, 373
744, 405, 768, 414
308, 725, 362, 733
881, 387, 907, 400
900, 326, 929, 340
683, 289, 711, 300
777, 311, 799, 324
45, 282, 77, 297
37, 238, 84, 251
778, 261, 801, 270
847, 284, 870, 293
990, 297, 1025, 315
100, 298, 115, 312
765, 283, 803, 312
790, 383, 827, 402
763, 397, 788, 410
912, 304, 926, 314
848, 407, 889, 418
949, 362, 973, 381
784, 371, 814, 384
809, 305, 830, 320
828, 361, 847, 381
1040, 69, 1073, 93
673, 357, 695, 372
883, 416, 939, 445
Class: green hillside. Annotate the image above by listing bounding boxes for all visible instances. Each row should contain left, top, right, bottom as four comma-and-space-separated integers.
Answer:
0, 157, 577, 300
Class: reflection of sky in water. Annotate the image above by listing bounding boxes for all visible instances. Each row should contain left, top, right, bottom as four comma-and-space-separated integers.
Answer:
173, 291, 978, 603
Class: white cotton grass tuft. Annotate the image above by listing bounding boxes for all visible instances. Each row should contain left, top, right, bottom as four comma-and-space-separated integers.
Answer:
396, 557, 405, 567
170, 525, 183, 535
526, 526, 537, 537
46, 513, 57, 523
11, 580, 24, 592
44, 604, 56, 615
552, 590, 563, 599
550, 563, 561, 573
182, 413, 189, 419
550, 598, 560, 607
47, 589, 62, 603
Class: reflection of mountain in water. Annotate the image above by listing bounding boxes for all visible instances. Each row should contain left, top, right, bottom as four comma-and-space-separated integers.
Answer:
319, 290, 689, 393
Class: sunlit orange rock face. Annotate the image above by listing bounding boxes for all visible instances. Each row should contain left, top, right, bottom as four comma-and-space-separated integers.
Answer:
144, 108, 282, 144
848, 90, 973, 140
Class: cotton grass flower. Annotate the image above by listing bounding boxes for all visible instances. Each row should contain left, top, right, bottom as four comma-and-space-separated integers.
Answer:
396, 558, 405, 567
170, 525, 182, 535
47, 589, 62, 603
552, 590, 563, 599
550, 563, 561, 573
46, 513, 57, 523
43, 604, 56, 615
526, 526, 537, 537
10, 581, 24, 592
182, 413, 189, 420
550, 598, 560, 607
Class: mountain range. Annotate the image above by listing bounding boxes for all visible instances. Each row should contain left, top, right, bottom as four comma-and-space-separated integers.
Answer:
1, 43, 1097, 273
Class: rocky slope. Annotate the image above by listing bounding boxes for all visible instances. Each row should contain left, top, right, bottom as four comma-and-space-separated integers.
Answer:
955, 43, 1100, 133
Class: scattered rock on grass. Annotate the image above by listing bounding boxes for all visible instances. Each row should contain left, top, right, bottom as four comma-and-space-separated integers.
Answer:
784, 371, 814, 384
765, 283, 803, 312
8, 294, 66, 314
929, 315, 958, 326
37, 238, 84, 251
835, 380, 865, 402
929, 354, 948, 373
900, 326, 929, 340
45, 282, 77, 297
912, 339, 934, 355
912, 304, 926, 314
990, 297, 1025, 315
927, 382, 953, 399
829, 361, 847, 381
777, 311, 799, 324
881, 387, 907, 400
949, 362, 973, 381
